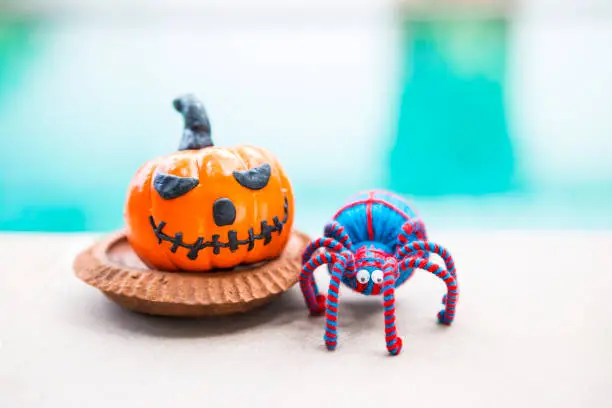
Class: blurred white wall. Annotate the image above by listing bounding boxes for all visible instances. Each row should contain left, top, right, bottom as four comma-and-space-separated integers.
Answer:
0, 0, 402, 210
509, 0, 612, 189
2, 0, 611, 193
2, 0, 392, 16
5, 0, 612, 16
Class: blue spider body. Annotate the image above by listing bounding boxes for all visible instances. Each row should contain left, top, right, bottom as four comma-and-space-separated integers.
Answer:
332, 190, 423, 289
299, 189, 459, 355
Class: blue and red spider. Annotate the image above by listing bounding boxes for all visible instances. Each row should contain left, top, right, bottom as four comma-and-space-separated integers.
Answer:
299, 190, 459, 355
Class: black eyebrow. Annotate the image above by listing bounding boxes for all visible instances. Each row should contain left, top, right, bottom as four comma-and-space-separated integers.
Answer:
233, 163, 271, 190
153, 172, 199, 200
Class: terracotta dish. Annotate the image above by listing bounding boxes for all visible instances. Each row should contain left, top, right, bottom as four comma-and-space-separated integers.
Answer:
74, 230, 309, 316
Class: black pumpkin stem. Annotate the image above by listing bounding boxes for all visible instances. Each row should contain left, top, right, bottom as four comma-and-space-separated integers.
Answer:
173, 94, 213, 150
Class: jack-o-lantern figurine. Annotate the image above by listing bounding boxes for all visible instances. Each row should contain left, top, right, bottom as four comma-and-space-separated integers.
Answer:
125, 95, 294, 271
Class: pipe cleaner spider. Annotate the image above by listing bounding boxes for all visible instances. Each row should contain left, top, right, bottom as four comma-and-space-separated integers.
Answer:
299, 190, 459, 355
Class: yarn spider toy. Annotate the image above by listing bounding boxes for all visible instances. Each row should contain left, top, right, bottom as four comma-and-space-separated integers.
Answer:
299, 190, 459, 355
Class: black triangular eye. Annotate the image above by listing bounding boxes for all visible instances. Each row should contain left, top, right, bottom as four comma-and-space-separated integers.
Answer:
153, 172, 199, 200
233, 163, 271, 190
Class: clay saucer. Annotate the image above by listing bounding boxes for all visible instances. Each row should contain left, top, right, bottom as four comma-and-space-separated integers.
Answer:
74, 230, 310, 317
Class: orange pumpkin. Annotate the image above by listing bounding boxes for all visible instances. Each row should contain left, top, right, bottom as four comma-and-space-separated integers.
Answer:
124, 95, 294, 271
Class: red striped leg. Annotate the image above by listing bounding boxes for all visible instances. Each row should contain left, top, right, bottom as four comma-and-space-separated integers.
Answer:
397, 240, 457, 281
323, 258, 346, 351
397, 220, 428, 258
382, 258, 402, 356
300, 251, 347, 316
398, 256, 459, 325
323, 221, 353, 250
302, 237, 356, 280
302, 237, 346, 265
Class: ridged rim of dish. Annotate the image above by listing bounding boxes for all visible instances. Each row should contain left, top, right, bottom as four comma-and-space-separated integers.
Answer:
74, 230, 309, 310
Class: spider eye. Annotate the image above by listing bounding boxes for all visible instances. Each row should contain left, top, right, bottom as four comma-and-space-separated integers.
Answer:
356, 269, 369, 284
371, 269, 384, 284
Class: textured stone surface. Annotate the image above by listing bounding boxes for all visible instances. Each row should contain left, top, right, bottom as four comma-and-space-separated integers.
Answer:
1, 231, 611, 407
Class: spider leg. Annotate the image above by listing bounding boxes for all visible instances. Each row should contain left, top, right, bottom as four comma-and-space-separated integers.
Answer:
323, 221, 353, 250
302, 236, 356, 280
397, 220, 428, 259
323, 258, 346, 351
397, 240, 457, 281
382, 258, 402, 356
302, 236, 347, 265
398, 255, 459, 325
299, 250, 349, 315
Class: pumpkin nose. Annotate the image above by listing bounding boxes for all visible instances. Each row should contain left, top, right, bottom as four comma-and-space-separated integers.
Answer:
212, 198, 237, 226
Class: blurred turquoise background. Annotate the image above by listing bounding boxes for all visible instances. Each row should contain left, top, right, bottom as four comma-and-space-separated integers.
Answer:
1, 1, 611, 232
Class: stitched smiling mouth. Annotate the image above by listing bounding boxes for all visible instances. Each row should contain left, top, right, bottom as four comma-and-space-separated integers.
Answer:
148, 196, 289, 261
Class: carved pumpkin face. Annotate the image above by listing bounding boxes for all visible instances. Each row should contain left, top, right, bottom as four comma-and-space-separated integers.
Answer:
124, 95, 294, 271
